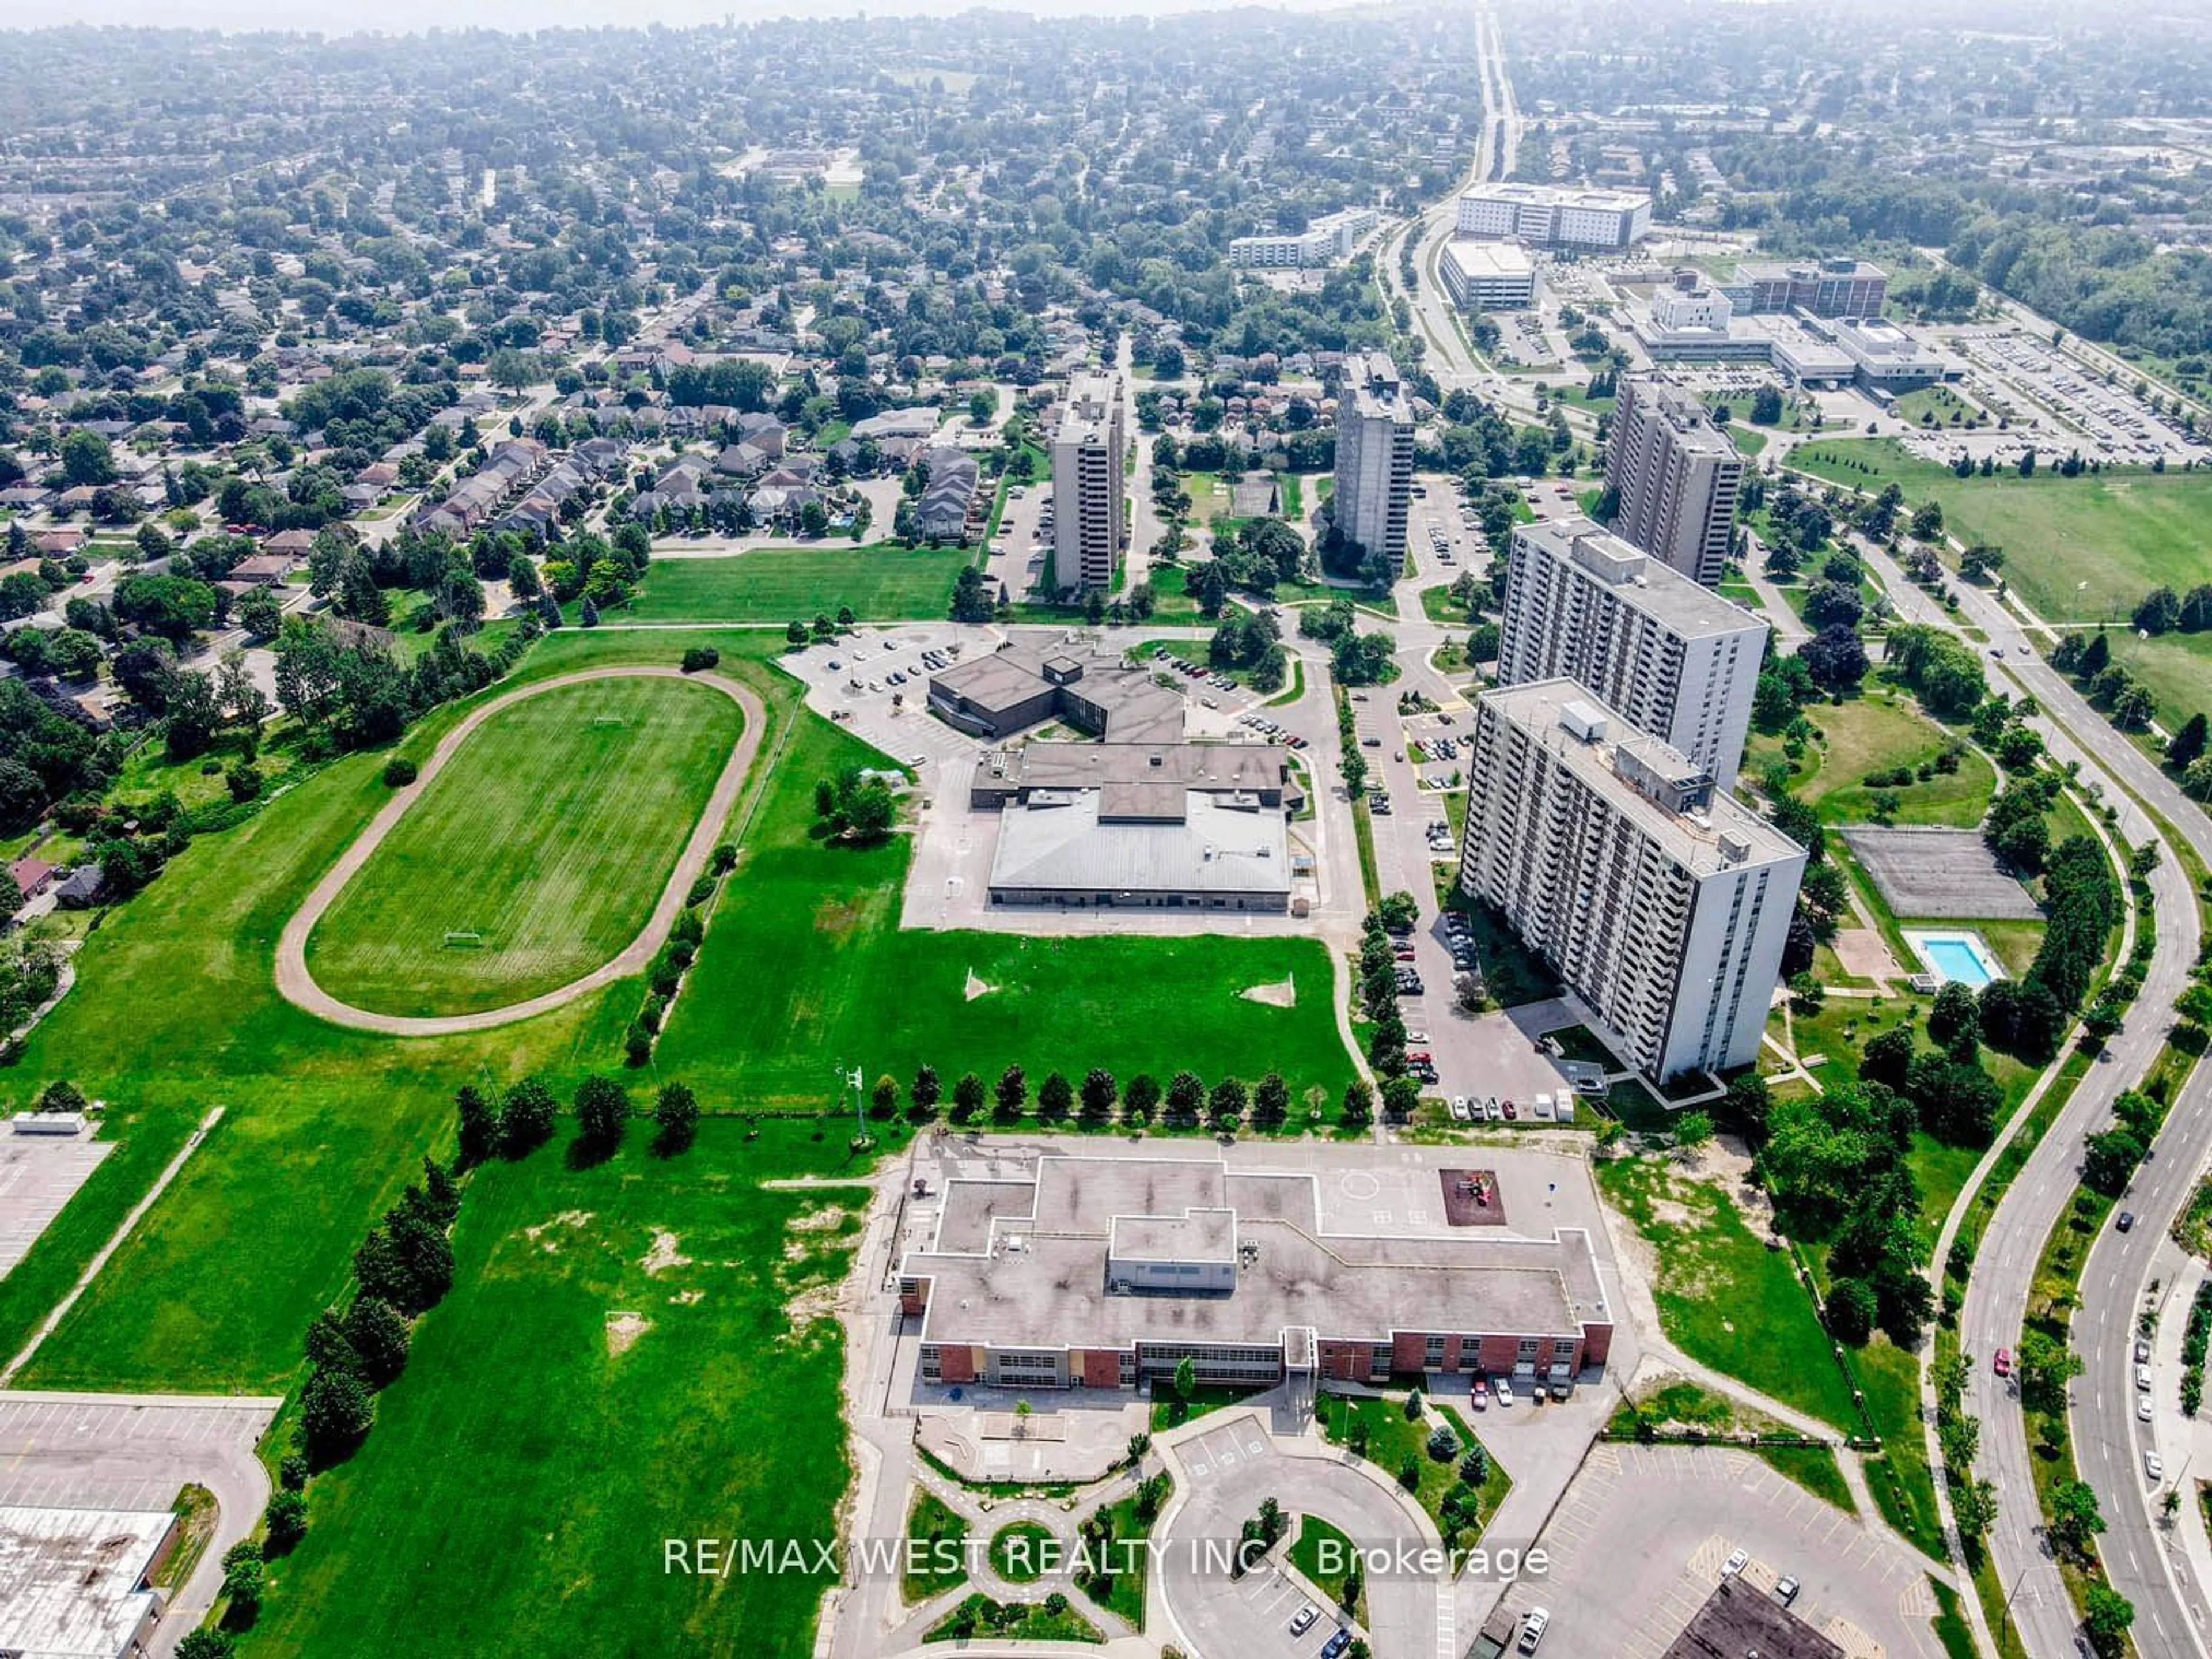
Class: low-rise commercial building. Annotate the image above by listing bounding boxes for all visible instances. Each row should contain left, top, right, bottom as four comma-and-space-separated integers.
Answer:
1438, 239, 1537, 310
0, 1506, 176, 1659
927, 642, 1183, 743
1458, 681, 1805, 1081
900, 1155, 1614, 1391
987, 786, 1292, 912
1455, 182, 1650, 251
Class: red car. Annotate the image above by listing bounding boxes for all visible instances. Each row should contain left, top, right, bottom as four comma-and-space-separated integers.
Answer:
1406, 1051, 1433, 1066
1993, 1349, 2012, 1378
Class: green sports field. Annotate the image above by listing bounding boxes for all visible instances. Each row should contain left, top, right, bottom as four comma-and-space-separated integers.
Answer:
304, 676, 744, 1017
625, 543, 972, 622
1787, 438, 2212, 624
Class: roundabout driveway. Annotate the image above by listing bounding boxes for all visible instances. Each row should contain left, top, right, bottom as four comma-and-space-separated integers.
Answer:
1157, 1413, 1442, 1659
273, 666, 767, 1036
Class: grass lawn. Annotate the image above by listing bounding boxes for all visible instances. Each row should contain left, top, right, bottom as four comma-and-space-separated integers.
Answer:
237, 1121, 866, 1659
989, 1520, 1056, 1584
1419, 585, 1471, 625
626, 543, 972, 622
1857, 1337, 1947, 1560
1076, 1483, 1163, 1627
1749, 692, 1994, 829
1730, 426, 1770, 458
1788, 438, 2212, 625
1605, 1379, 1851, 1510
1150, 1382, 1263, 1431
305, 676, 743, 1016
1288, 1514, 1363, 1622
1595, 1154, 1861, 1433
1313, 1392, 1510, 1548
905, 1489, 970, 1604
1892, 384, 1984, 429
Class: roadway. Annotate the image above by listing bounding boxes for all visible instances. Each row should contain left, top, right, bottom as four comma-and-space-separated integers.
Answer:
1845, 512, 2212, 1657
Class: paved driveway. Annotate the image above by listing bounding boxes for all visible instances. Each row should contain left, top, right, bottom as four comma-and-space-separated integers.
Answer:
0, 1390, 282, 1658
1158, 1414, 1444, 1659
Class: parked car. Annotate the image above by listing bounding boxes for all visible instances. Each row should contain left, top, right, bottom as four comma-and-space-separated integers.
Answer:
1321, 1631, 1352, 1659
1471, 1377, 1489, 1409
2138, 1396, 2154, 1423
1722, 1548, 1748, 1579
2147, 1450, 2166, 1482
1517, 1608, 1549, 1653
2137, 1364, 2153, 1392
1775, 1576, 1800, 1607
1289, 1604, 1319, 1637
2137, 1340, 2153, 1365
1495, 1378, 1514, 1406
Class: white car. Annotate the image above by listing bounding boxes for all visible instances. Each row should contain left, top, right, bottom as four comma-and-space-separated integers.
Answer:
2138, 1396, 2154, 1423
1289, 1603, 1319, 1637
2147, 1449, 2166, 1482
1495, 1378, 1514, 1407
1517, 1608, 1550, 1653
1722, 1548, 1748, 1579
2137, 1364, 2154, 1392
1450, 1096, 1471, 1121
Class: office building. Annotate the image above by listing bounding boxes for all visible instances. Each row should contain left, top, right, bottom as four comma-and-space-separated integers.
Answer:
900, 1153, 1614, 1392
1604, 376, 1744, 586
1332, 351, 1414, 569
927, 641, 1182, 743
1498, 517, 1767, 786
1729, 257, 1888, 320
1050, 370, 1126, 593
1457, 681, 1805, 1081
1228, 206, 1379, 269
1438, 239, 1537, 310
1454, 183, 1650, 252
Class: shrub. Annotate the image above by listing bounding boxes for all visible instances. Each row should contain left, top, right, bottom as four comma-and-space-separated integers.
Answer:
680, 645, 721, 672
685, 876, 715, 907
381, 757, 418, 787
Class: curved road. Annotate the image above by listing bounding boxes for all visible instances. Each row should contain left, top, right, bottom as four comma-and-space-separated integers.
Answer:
1826, 489, 2212, 1656
274, 666, 767, 1037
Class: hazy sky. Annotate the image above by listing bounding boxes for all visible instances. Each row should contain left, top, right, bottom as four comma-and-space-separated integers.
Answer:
17, 0, 1290, 32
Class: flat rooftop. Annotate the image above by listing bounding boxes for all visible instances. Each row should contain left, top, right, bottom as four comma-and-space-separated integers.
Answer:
989, 789, 1290, 896
0, 1506, 172, 1659
1441, 239, 1535, 277
1461, 181, 1650, 211
1630, 378, 1740, 456
1661, 1580, 1844, 1659
904, 1154, 1609, 1352
1482, 679, 1805, 874
995, 740, 1288, 794
1515, 517, 1767, 642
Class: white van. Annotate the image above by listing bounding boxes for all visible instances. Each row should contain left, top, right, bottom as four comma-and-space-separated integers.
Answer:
1533, 1093, 1555, 1121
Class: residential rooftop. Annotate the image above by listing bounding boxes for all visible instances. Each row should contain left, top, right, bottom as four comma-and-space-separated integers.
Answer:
1515, 517, 1767, 641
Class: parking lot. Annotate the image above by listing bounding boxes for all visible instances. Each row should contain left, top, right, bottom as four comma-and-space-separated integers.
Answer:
1492, 1441, 1946, 1659
0, 1124, 111, 1275
0, 1391, 283, 1656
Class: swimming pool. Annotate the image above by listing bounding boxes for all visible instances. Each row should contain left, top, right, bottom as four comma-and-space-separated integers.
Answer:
1904, 929, 2005, 990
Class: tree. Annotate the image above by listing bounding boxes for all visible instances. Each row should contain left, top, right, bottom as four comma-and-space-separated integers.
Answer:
994, 1064, 1028, 1120
1209, 1075, 1249, 1129
1253, 1071, 1290, 1128
654, 1082, 700, 1153
2049, 1478, 2107, 1558
872, 1074, 902, 1119
298, 1363, 373, 1461
1166, 1069, 1206, 1123
1174, 1355, 1197, 1402
1826, 1277, 1877, 1344
2084, 1585, 2134, 1654
1123, 1073, 1161, 1123
1080, 1067, 1117, 1120
455, 1084, 499, 1166
1798, 624, 1868, 691
2016, 1328, 2083, 1414
59, 429, 116, 487
911, 1065, 942, 1120
1038, 1070, 1073, 1119
342, 1296, 411, 1387
500, 1075, 558, 1156
177, 1633, 236, 1659
219, 1540, 266, 1618
1928, 982, 1981, 1054
1673, 1110, 1714, 1154
2168, 713, 2209, 772
574, 1075, 630, 1154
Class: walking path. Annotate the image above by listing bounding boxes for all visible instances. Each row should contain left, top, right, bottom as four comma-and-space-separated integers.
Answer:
272, 667, 767, 1036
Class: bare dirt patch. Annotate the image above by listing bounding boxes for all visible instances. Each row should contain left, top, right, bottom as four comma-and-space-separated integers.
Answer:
964, 968, 996, 1001
523, 1209, 594, 1253
1238, 976, 1297, 1008
641, 1229, 692, 1276
668, 1289, 705, 1306
815, 896, 867, 935
781, 1284, 841, 1345
789, 1205, 847, 1233
605, 1311, 652, 1355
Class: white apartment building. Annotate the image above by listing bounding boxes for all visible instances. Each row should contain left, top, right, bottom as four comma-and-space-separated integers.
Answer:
1438, 239, 1537, 310
1604, 376, 1744, 587
1331, 351, 1414, 568
1051, 369, 1126, 593
1498, 517, 1767, 786
1454, 183, 1651, 252
1458, 681, 1806, 1082
1228, 206, 1380, 269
